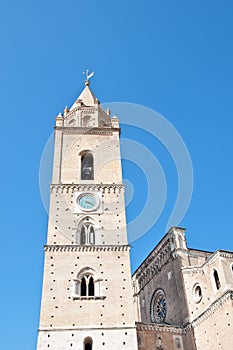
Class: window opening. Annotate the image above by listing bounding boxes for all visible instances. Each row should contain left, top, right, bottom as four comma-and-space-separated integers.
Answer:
81, 277, 87, 296
84, 337, 92, 350
81, 226, 86, 245
81, 153, 94, 180
213, 270, 221, 290
88, 277, 94, 296
79, 224, 95, 245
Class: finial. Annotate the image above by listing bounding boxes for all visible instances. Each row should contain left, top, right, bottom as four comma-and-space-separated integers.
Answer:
83, 69, 95, 86
64, 106, 69, 115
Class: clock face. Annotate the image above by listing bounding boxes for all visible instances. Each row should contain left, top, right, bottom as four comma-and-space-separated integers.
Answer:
78, 194, 97, 210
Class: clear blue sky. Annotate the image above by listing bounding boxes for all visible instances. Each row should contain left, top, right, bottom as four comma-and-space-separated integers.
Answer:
0, 1, 233, 349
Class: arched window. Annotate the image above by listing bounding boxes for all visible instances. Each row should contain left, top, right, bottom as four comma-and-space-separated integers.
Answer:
81, 226, 86, 245
88, 276, 94, 296
81, 152, 94, 180
75, 217, 96, 245
80, 275, 95, 297
79, 223, 95, 245
84, 337, 92, 350
213, 269, 221, 290
81, 277, 87, 296
89, 225, 95, 244
73, 267, 105, 300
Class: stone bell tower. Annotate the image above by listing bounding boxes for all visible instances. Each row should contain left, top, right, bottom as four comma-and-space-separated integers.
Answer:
36, 76, 138, 350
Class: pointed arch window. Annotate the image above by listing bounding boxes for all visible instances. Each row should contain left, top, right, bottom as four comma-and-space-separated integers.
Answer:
213, 269, 221, 290
81, 226, 86, 245
72, 267, 106, 300
81, 277, 87, 296
80, 275, 95, 297
81, 152, 94, 180
88, 276, 94, 296
78, 223, 95, 245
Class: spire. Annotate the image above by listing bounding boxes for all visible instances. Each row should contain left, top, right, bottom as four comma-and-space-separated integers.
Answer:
62, 71, 112, 128
70, 70, 98, 110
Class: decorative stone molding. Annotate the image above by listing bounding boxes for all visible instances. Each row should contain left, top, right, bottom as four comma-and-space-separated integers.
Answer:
39, 325, 137, 332
44, 244, 130, 252
65, 106, 98, 118
136, 322, 183, 334
182, 267, 204, 275
50, 184, 125, 194
219, 251, 233, 259
134, 236, 172, 289
55, 126, 120, 135
72, 295, 106, 301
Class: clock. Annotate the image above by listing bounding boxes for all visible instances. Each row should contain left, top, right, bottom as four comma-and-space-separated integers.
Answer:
73, 191, 102, 214
78, 194, 98, 210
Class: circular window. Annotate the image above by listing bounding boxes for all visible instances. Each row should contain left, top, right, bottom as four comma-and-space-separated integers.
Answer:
192, 283, 202, 303
151, 289, 167, 323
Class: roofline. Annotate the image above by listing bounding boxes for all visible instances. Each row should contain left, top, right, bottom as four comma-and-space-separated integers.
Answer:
132, 226, 186, 276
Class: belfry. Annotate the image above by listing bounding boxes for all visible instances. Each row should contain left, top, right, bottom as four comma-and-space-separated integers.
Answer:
36, 77, 138, 349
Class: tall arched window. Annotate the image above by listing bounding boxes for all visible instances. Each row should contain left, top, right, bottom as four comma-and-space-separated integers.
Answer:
89, 225, 95, 244
73, 267, 105, 300
84, 337, 92, 350
80, 275, 95, 297
81, 226, 86, 245
79, 223, 95, 245
88, 277, 94, 296
213, 269, 221, 290
75, 217, 96, 245
81, 152, 94, 180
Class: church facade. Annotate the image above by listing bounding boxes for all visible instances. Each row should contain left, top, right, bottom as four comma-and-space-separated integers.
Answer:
37, 79, 233, 350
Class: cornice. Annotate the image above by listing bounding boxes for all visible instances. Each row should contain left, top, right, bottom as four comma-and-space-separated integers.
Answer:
50, 184, 125, 194
136, 322, 183, 334
55, 126, 120, 135
133, 235, 172, 277
39, 325, 137, 332
182, 266, 204, 275
219, 251, 233, 259
133, 237, 173, 289
44, 244, 130, 252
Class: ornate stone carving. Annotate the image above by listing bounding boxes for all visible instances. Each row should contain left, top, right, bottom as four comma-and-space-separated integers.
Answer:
44, 244, 130, 252
50, 184, 125, 194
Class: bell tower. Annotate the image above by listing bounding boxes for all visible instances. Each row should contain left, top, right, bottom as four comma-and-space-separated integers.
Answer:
37, 77, 138, 349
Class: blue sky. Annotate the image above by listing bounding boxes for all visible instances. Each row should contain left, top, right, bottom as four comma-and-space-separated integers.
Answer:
0, 1, 233, 349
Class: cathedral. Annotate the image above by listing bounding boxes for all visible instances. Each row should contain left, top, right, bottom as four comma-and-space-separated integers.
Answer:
36, 78, 233, 350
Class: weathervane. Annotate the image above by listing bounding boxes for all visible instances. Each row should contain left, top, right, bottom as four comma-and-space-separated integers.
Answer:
83, 69, 95, 85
